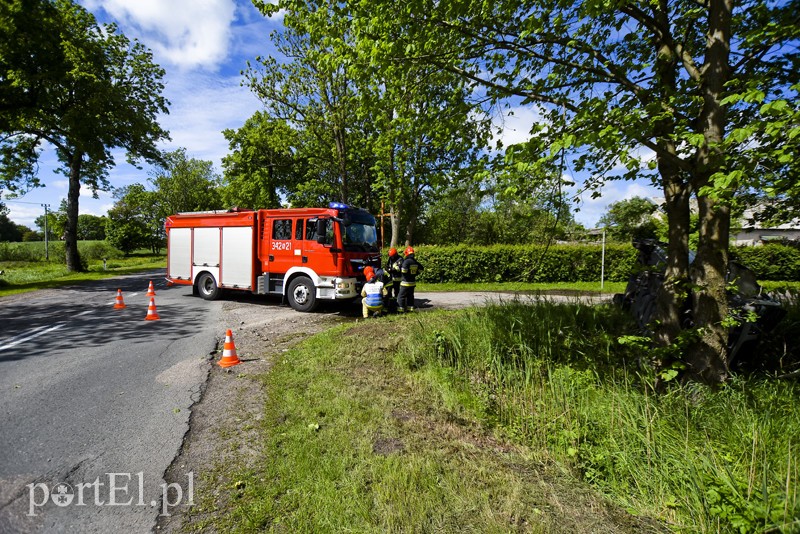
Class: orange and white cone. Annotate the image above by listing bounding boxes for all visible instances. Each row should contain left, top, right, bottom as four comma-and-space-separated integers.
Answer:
146, 281, 156, 296
113, 289, 126, 309
144, 297, 161, 321
218, 329, 241, 368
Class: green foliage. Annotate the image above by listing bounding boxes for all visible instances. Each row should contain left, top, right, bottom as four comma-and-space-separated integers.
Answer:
733, 243, 800, 281
412, 244, 637, 283
0, 240, 123, 261
418, 181, 580, 246
598, 197, 660, 242
220, 112, 297, 209
105, 215, 148, 255
76, 214, 106, 240
403, 303, 800, 533
245, 0, 491, 244
149, 148, 222, 217
0, 211, 23, 242
0, 0, 169, 270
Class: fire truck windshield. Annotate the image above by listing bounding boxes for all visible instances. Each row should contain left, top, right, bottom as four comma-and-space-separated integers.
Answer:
341, 218, 378, 252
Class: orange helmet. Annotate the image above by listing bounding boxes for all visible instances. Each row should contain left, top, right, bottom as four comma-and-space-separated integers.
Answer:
363, 266, 375, 280
404, 246, 414, 256
389, 247, 397, 256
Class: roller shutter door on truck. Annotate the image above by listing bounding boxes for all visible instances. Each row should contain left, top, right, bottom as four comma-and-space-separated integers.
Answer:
221, 226, 253, 289
168, 227, 191, 280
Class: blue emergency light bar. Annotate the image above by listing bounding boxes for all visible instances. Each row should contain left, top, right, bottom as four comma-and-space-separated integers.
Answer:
329, 202, 349, 210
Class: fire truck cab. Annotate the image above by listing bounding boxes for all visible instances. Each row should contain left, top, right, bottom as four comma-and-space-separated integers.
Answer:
165, 203, 380, 312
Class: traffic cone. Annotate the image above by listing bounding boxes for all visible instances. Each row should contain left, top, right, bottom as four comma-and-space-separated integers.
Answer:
146, 281, 156, 296
144, 297, 161, 321
218, 329, 241, 368
113, 289, 126, 309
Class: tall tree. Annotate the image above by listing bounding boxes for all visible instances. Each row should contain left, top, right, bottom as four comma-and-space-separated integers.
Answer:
599, 197, 660, 242
148, 148, 222, 219
0, 0, 169, 271
252, 0, 491, 245
351, 0, 799, 382
220, 112, 299, 209
243, 20, 363, 207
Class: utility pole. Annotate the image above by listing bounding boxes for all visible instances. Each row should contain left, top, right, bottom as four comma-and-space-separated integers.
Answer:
42, 204, 50, 260
379, 200, 393, 250
600, 228, 606, 290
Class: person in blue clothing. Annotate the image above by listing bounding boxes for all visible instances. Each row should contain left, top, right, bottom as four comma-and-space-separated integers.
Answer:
396, 246, 423, 312
361, 266, 386, 318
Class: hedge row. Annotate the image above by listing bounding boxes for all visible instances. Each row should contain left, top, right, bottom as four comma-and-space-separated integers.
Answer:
409, 244, 639, 284
400, 242, 800, 284
732, 243, 800, 281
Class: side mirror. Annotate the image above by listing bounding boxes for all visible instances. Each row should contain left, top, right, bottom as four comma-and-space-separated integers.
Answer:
315, 219, 327, 244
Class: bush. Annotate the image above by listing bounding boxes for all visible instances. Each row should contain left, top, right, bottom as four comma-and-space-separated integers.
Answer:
732, 243, 800, 281
78, 241, 124, 261
409, 244, 638, 284
0, 240, 124, 262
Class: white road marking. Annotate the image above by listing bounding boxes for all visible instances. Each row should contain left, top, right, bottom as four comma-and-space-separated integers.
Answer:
0, 323, 66, 352
75, 310, 94, 317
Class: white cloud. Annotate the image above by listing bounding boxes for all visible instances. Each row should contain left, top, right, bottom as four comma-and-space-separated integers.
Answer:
568, 180, 661, 229
159, 72, 263, 166
491, 105, 546, 149
82, 0, 237, 70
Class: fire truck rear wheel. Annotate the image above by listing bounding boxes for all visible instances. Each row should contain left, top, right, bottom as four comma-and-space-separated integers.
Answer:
287, 275, 317, 312
197, 272, 220, 301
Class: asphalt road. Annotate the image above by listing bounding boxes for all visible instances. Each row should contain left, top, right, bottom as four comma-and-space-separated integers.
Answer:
0, 272, 221, 533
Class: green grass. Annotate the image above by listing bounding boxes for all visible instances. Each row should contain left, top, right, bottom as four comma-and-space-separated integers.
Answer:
401, 302, 800, 533
193, 320, 657, 533
0, 240, 165, 297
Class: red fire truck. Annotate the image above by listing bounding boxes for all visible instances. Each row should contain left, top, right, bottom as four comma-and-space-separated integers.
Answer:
165, 203, 380, 312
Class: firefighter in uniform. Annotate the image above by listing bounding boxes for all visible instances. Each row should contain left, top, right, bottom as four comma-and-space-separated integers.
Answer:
361, 266, 386, 318
397, 246, 423, 312
385, 247, 404, 312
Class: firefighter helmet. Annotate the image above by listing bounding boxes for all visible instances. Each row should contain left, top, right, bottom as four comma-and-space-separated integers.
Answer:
363, 266, 375, 281
389, 247, 397, 257
404, 246, 414, 256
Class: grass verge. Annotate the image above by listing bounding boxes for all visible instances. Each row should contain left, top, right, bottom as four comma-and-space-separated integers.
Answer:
400, 301, 800, 533
190, 315, 665, 533
0, 254, 166, 298
193, 298, 799, 533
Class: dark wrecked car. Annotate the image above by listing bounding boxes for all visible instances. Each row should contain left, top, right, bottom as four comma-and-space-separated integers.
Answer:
614, 239, 786, 367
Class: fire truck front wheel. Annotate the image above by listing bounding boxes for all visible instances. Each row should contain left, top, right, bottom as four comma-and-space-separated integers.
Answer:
287, 276, 318, 312
196, 272, 220, 301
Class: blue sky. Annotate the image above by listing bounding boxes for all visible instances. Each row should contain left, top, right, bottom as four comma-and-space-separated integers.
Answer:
2, 0, 657, 231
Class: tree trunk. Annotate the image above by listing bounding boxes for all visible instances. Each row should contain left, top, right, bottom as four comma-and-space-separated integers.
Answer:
689, 196, 731, 382
65, 152, 84, 272
333, 124, 348, 203
686, 0, 734, 383
389, 207, 400, 248
650, 9, 691, 349
654, 166, 691, 347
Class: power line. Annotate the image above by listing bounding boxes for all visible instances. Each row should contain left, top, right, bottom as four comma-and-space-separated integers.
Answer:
1, 199, 45, 205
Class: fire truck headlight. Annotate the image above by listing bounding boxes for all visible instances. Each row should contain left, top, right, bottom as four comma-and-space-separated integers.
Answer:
337, 281, 350, 290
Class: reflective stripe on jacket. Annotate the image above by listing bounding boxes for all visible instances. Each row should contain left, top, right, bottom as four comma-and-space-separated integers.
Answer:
361, 281, 385, 308
400, 255, 423, 287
